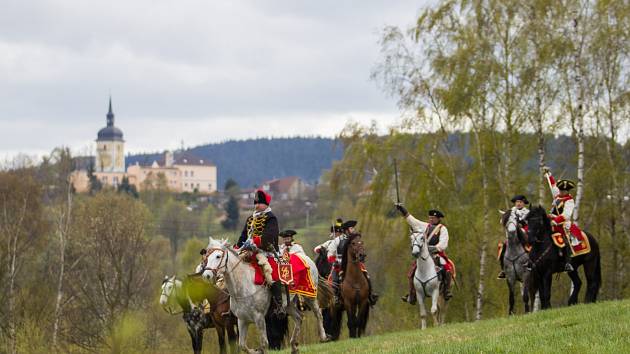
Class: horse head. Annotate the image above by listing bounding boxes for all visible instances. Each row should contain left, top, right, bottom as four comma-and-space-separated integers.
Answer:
201, 237, 231, 283
341, 233, 366, 273
410, 231, 425, 258
501, 209, 519, 237
160, 275, 175, 306
525, 205, 550, 242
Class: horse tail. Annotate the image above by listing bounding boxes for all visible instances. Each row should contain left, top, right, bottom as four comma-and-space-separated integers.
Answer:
265, 311, 288, 350
317, 276, 334, 309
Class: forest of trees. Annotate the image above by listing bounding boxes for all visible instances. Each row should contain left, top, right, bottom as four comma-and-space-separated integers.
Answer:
1, 0, 629, 353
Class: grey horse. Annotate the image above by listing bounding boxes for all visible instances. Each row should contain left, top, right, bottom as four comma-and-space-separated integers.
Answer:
201, 237, 329, 354
500, 210, 532, 315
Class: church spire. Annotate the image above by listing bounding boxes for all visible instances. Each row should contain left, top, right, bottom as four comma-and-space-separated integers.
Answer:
106, 96, 115, 127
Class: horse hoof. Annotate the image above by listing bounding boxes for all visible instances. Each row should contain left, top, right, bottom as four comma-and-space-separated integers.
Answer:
320, 336, 331, 343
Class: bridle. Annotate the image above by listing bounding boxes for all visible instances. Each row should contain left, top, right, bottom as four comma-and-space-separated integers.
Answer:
411, 231, 429, 261
202, 245, 269, 300
203, 247, 229, 279
349, 237, 366, 263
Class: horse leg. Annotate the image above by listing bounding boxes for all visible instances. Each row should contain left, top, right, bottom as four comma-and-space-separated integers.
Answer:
582, 255, 601, 303
311, 299, 329, 342
346, 302, 357, 338
237, 318, 254, 354
215, 324, 226, 354
507, 277, 516, 316
225, 315, 238, 354
254, 313, 269, 353
357, 302, 369, 337
567, 269, 581, 306
430, 286, 440, 327
522, 277, 530, 313
288, 304, 303, 354
416, 288, 427, 330
438, 295, 448, 325
186, 325, 201, 354
541, 271, 553, 309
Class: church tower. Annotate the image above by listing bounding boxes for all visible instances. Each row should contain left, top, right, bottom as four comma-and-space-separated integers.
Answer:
96, 97, 125, 172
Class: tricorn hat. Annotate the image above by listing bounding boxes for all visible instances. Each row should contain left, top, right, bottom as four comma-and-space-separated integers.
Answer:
428, 209, 445, 218
557, 179, 576, 191
254, 189, 271, 205
341, 220, 357, 230
330, 218, 343, 233
279, 230, 297, 238
511, 195, 530, 204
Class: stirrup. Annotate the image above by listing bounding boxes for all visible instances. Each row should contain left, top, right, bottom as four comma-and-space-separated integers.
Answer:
564, 263, 574, 272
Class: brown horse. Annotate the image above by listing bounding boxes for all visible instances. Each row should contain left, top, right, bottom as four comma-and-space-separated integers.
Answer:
330, 233, 370, 338
184, 274, 238, 354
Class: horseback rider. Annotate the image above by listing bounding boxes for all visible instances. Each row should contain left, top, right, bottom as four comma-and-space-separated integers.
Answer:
395, 204, 453, 303
235, 189, 285, 313
327, 220, 378, 306
543, 167, 576, 272
497, 195, 530, 279
314, 218, 343, 255
279, 229, 305, 256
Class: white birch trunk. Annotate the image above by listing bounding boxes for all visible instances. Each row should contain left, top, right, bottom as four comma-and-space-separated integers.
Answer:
472, 126, 489, 321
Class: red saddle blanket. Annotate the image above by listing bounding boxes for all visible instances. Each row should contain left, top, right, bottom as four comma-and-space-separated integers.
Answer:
251, 255, 317, 298
551, 224, 591, 256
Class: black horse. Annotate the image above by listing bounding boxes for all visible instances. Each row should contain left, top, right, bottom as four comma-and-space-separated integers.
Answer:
526, 206, 602, 309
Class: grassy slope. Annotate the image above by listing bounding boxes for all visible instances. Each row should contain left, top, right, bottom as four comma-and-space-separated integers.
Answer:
281, 300, 630, 354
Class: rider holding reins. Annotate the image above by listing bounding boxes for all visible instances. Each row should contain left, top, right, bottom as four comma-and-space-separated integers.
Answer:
235, 189, 285, 314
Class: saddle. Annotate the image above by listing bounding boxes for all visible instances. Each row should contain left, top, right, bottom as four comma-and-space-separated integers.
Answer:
551, 223, 591, 256
250, 254, 317, 298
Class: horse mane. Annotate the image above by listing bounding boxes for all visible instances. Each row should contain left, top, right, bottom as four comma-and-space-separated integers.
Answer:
341, 232, 361, 274
526, 205, 552, 236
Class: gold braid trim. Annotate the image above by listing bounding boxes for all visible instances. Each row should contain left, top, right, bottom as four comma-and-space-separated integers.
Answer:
247, 213, 269, 237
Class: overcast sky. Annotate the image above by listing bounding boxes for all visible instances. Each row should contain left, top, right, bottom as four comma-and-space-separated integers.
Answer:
0, 0, 428, 159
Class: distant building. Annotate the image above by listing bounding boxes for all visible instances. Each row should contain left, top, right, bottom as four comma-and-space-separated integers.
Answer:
128, 151, 217, 193
71, 98, 217, 194
238, 176, 309, 205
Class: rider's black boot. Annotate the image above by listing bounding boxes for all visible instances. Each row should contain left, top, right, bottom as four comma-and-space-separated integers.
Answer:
563, 247, 574, 272
364, 273, 379, 306
270, 281, 286, 317
497, 242, 506, 279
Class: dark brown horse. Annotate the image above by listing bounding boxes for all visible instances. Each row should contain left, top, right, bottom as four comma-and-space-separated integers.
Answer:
184, 274, 238, 354
329, 233, 370, 338
526, 206, 602, 309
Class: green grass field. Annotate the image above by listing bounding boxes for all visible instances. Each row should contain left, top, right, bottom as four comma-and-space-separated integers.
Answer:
281, 299, 630, 353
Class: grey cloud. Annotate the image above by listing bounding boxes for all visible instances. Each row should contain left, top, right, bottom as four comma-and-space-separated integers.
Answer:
0, 0, 427, 155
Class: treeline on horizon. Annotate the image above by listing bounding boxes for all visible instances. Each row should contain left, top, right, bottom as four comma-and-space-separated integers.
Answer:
126, 136, 345, 189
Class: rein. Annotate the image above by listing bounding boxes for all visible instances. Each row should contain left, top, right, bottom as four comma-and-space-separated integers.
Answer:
204, 246, 270, 301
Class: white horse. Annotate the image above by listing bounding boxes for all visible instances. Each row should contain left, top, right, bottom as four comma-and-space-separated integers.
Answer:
201, 237, 328, 354
410, 231, 448, 329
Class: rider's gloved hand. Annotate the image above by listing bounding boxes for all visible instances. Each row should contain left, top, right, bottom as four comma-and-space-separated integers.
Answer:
542, 166, 550, 174
395, 203, 408, 217
428, 246, 438, 254
242, 239, 257, 251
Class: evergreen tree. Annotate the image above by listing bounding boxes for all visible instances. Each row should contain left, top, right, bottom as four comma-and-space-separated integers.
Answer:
222, 196, 240, 230
117, 176, 139, 198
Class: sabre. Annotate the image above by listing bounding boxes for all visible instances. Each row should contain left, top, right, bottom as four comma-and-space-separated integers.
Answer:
394, 158, 401, 204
